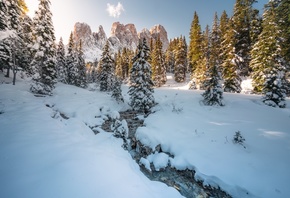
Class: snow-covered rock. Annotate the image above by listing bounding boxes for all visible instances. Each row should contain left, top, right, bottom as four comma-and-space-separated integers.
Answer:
71, 22, 170, 61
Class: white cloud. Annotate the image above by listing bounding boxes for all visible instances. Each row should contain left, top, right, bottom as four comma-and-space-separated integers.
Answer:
106, 2, 125, 18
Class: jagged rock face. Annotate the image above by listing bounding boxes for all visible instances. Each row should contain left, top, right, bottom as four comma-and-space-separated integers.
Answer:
72, 22, 106, 62
71, 22, 170, 61
138, 25, 169, 51
92, 25, 107, 49
138, 28, 151, 45
110, 22, 139, 51
73, 22, 93, 47
150, 24, 169, 51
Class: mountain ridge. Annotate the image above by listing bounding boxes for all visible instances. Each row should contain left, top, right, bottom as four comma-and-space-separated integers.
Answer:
72, 22, 169, 62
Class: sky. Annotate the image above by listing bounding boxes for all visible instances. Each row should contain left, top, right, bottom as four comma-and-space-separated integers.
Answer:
25, 0, 268, 44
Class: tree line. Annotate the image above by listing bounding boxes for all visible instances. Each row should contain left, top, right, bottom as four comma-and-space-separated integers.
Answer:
1, 0, 289, 109
183, 0, 290, 107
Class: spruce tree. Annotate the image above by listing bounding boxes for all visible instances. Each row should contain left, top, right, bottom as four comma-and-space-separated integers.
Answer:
164, 39, 175, 73
232, 0, 258, 76
99, 40, 115, 92
188, 11, 203, 75
202, 64, 224, 106
111, 77, 124, 103
0, 0, 22, 76
115, 49, 123, 79
121, 48, 134, 79
66, 32, 78, 85
76, 40, 87, 88
195, 25, 210, 89
30, 0, 56, 95
221, 19, 242, 93
202, 13, 224, 106
151, 36, 166, 87
0, 0, 6, 30
128, 38, 155, 113
56, 37, 67, 83
250, 0, 287, 108
18, 15, 34, 74
174, 36, 187, 83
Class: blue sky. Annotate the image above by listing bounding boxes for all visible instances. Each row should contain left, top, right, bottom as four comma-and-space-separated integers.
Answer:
26, 0, 268, 44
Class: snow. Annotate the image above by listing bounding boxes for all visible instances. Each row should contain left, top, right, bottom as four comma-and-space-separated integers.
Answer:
1, 72, 290, 198
0, 30, 16, 40
134, 74, 290, 198
0, 73, 182, 198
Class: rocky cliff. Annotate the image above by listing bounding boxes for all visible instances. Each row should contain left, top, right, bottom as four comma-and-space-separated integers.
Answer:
72, 22, 169, 62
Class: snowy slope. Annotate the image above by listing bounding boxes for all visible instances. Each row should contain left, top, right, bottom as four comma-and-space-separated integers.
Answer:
1, 73, 290, 198
135, 75, 290, 198
0, 75, 182, 198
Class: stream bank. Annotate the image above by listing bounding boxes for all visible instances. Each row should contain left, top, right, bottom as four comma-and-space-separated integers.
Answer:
101, 110, 232, 198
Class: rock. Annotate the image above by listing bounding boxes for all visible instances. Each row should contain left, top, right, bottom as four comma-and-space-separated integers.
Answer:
92, 25, 107, 49
110, 22, 139, 51
150, 24, 169, 51
71, 22, 170, 61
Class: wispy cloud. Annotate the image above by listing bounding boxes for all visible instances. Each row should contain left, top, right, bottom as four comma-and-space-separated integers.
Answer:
106, 2, 125, 18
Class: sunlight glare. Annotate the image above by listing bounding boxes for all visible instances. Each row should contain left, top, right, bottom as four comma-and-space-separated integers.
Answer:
25, 0, 39, 17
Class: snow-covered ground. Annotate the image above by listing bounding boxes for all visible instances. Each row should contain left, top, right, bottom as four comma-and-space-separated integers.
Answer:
1, 72, 290, 198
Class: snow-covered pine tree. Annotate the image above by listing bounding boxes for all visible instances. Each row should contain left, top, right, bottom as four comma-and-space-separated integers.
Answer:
18, 15, 34, 74
56, 37, 67, 83
66, 32, 78, 86
0, 0, 6, 31
128, 38, 155, 113
231, 0, 256, 76
111, 77, 124, 103
202, 13, 224, 106
99, 40, 115, 92
76, 40, 87, 88
30, 0, 57, 95
0, 0, 22, 76
221, 18, 242, 93
174, 36, 187, 83
250, 0, 288, 108
202, 63, 224, 106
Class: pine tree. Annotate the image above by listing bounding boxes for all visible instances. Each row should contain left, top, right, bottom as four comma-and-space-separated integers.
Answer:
202, 13, 225, 106
188, 11, 203, 75
56, 37, 67, 83
232, 0, 257, 76
0, 0, 22, 76
0, 0, 7, 30
111, 77, 124, 103
128, 38, 155, 113
151, 36, 166, 87
115, 49, 123, 79
66, 32, 78, 85
277, 0, 290, 64
250, 0, 287, 108
18, 15, 34, 74
174, 36, 187, 83
164, 40, 175, 73
121, 48, 134, 79
99, 40, 115, 92
30, 0, 56, 95
221, 18, 242, 93
202, 64, 224, 106
195, 26, 210, 89
76, 40, 87, 88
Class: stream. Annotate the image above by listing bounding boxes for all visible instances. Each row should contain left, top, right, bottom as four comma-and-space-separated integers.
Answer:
101, 110, 232, 198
